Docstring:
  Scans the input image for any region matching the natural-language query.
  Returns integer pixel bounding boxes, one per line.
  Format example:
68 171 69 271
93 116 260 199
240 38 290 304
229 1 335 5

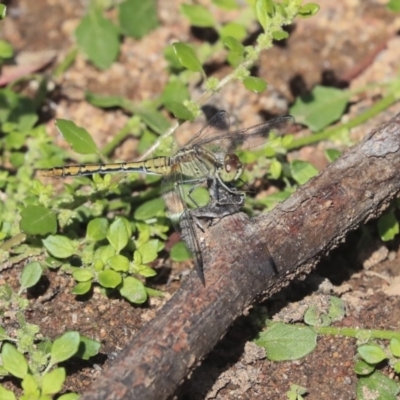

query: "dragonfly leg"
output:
174 177 207 209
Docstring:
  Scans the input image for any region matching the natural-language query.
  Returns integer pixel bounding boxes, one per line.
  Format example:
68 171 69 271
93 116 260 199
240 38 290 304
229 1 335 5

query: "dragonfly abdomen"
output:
38 157 173 177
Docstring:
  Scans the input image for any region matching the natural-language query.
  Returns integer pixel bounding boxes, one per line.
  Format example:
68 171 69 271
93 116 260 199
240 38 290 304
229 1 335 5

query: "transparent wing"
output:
184 110 231 151
180 211 205 284
161 161 207 284
196 115 295 154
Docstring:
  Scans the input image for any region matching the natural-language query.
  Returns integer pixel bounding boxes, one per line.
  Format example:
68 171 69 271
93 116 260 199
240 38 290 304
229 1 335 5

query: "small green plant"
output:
1 0 400 397
0 263 100 399
9 0 318 307
286 384 308 400
74 0 159 70
254 296 400 399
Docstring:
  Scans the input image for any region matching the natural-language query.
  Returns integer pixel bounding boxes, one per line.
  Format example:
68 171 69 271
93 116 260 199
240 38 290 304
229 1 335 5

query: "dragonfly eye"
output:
221 153 243 182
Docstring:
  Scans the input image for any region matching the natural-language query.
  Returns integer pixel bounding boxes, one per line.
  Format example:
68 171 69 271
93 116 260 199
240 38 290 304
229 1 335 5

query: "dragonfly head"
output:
220 153 243 182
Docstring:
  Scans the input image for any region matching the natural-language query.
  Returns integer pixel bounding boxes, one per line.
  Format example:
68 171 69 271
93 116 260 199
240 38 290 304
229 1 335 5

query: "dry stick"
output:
81 113 400 400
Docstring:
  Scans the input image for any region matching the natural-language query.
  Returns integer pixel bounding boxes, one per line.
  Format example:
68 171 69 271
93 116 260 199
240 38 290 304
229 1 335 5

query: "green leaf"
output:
11 97 38 132
0 327 9 341
75 336 101 360
21 374 39 396
72 268 94 282
324 148 341 162
0 40 13 59
286 385 305 400
108 254 130 272
377 209 399 242
254 322 317 361
212 0 238 10
243 77 267 93
298 3 320 17
94 259 104 271
86 218 109 241
272 30 289 40
19 262 43 291
304 307 327 327
137 129 157 154
290 86 350 131
164 44 185 70
0 5 6 20
145 287 164 297
269 159 282 179
170 241 191 262
134 198 165 220
0 92 37 131
135 107 171 135
356 371 400 399
354 360 375 376
6 130 26 150
160 80 190 105
394 361 400 374
50 331 80 365
255 0 274 32
71 281 92 295
85 92 125 108
134 250 142 266
98 270 122 288
94 244 116 264
75 9 120 70
58 393 80 400
227 51 244 67
223 36 245 55
107 218 129 253
327 296 346 322
390 338 400 357
287 384 308 400
42 235 75 259
219 23 246 41
55 119 98 155
388 0 400 12
2 343 28 379
137 239 159 264
358 344 387 364
180 4 215 27
134 264 157 278
0 385 16 400
290 160 318 185
9 152 24 168
42 367 66 395
20 205 57 236
304 296 346 327
119 0 159 39
172 42 204 73
119 276 148 304
165 102 195 121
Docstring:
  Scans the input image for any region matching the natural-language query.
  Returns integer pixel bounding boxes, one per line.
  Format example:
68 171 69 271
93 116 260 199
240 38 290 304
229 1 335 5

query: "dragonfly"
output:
38 110 295 284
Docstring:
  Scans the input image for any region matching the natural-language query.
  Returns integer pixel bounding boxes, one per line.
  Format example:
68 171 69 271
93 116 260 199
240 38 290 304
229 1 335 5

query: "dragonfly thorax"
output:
219 153 243 183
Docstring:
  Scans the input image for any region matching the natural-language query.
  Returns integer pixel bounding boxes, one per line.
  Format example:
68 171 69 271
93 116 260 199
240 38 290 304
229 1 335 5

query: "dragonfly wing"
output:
197 115 295 153
180 211 205 284
184 110 234 155
231 115 295 151
161 162 206 284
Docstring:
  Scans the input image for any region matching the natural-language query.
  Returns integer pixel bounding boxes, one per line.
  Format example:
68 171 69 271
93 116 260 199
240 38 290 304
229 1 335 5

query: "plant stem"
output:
0 233 26 251
315 325 400 341
287 91 400 150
